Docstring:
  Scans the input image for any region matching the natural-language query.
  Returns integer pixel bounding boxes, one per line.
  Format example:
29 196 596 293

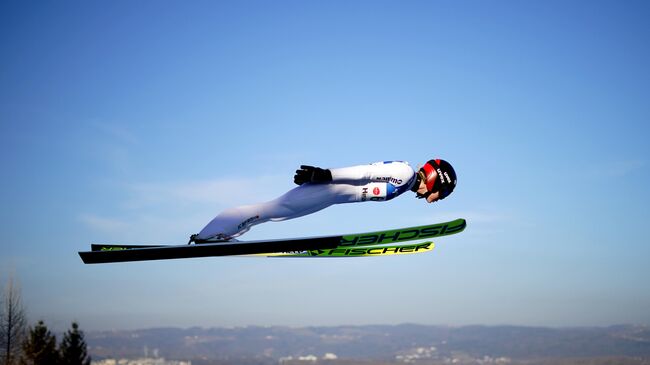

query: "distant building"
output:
297 355 318 362
91 358 190 365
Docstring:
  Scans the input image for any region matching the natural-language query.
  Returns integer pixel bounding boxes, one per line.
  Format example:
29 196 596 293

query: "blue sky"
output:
1 1 649 331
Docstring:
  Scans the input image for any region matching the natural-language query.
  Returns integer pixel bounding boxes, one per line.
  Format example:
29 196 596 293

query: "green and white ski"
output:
262 241 434 257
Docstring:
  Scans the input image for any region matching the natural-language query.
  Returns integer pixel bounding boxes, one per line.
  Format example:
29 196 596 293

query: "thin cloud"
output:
603 160 645 177
78 212 204 243
85 121 139 174
123 175 287 209
584 160 645 178
80 175 289 240
79 214 130 234
91 121 139 145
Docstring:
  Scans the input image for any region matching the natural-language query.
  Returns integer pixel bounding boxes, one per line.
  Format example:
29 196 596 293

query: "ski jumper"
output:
197 161 417 240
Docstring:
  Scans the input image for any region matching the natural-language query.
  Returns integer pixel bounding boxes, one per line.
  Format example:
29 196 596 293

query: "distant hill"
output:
87 324 650 364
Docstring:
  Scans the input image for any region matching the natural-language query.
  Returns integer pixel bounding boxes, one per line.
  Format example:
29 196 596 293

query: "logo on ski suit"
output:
238 215 260 230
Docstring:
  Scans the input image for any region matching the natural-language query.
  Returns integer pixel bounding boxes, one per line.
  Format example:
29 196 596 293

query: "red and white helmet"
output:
418 159 457 200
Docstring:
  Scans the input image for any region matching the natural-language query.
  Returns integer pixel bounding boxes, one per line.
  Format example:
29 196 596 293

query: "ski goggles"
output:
415 170 453 200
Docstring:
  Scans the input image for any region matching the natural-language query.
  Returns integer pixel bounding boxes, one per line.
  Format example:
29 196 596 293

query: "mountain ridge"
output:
87 323 650 362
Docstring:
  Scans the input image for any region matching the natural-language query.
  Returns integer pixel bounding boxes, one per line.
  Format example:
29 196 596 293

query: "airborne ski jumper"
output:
79 158 462 263
192 159 457 242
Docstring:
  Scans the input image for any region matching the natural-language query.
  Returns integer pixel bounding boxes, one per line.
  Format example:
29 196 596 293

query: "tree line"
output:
1 277 90 365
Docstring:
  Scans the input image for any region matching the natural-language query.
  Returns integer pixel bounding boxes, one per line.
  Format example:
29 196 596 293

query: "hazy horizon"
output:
83 322 649 333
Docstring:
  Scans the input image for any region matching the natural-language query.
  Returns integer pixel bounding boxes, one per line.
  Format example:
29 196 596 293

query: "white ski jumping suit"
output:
197 161 417 240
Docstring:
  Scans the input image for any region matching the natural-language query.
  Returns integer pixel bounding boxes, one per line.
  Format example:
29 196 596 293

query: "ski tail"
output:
91 244 164 251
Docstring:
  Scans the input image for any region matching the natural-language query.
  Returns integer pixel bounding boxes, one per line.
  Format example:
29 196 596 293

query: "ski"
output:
90 218 466 252
262 241 434 257
79 218 465 264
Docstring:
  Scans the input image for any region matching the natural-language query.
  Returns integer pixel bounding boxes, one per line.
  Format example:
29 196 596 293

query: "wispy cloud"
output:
603 160 645 177
123 175 287 209
79 213 130 234
78 212 204 243
80 175 289 240
584 160 645 178
85 120 139 174
91 121 139 145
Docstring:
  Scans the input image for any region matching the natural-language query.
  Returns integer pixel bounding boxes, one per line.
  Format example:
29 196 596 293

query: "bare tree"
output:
0 277 27 365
